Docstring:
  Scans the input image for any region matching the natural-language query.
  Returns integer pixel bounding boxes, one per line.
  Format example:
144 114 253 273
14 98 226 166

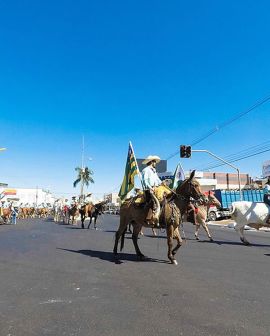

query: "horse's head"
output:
206 191 221 208
176 170 205 202
95 201 106 214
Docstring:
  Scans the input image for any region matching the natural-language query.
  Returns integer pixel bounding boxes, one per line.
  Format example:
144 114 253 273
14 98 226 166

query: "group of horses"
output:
0 205 50 224
114 171 270 264
114 171 214 265
54 201 107 229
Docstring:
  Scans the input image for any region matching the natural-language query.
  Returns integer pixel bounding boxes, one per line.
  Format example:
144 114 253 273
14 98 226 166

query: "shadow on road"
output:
199 240 270 247
64 227 83 229
57 248 168 264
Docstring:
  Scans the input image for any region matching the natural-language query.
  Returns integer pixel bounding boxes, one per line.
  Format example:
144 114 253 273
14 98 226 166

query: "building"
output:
262 160 270 178
0 187 56 206
186 171 251 191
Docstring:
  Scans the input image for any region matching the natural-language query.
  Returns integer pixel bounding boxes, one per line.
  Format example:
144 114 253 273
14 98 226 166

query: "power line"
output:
166 93 270 160
200 147 270 171
194 140 270 170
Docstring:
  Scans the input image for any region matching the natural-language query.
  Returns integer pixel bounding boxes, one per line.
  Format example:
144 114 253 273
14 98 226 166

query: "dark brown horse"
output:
87 201 107 229
68 204 80 225
79 203 94 229
113 170 205 265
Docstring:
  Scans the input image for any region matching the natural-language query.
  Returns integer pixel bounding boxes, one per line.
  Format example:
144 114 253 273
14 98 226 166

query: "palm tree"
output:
73 166 94 198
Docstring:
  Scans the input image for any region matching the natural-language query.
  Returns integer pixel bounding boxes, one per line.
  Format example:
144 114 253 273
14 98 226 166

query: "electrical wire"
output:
200 147 270 171
194 140 270 170
166 93 270 160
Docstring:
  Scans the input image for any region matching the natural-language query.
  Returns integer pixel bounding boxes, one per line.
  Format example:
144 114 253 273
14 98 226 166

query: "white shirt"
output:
84 196 92 204
142 166 162 189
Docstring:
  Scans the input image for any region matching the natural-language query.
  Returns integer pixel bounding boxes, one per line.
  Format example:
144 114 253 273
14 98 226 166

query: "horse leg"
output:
81 214 85 229
235 224 250 245
166 225 176 264
152 228 157 236
113 217 128 257
132 224 145 260
171 227 183 264
195 224 200 240
201 221 213 241
94 216 97 230
87 216 92 229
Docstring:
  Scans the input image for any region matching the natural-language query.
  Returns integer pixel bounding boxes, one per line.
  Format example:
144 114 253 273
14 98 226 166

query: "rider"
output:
84 193 93 204
141 155 163 225
263 177 270 224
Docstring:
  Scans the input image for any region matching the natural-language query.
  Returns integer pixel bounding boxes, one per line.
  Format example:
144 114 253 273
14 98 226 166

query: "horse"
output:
79 203 94 229
87 201 106 229
231 201 270 245
0 206 12 224
113 170 205 265
68 204 80 225
192 191 221 241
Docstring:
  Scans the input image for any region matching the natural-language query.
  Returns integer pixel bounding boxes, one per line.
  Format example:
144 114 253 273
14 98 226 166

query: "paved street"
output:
0 215 270 336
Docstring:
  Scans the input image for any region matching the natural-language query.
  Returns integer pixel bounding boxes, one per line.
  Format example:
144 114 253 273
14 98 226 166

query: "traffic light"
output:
180 145 192 158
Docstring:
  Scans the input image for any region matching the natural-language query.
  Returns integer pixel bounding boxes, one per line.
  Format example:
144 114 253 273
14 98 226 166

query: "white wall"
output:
0 188 56 206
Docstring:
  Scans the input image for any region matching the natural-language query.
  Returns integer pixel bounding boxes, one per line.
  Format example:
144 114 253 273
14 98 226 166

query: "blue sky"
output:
0 0 270 199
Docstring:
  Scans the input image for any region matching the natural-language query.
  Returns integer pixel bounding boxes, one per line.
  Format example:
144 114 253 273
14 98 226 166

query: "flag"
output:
170 163 185 189
118 142 139 200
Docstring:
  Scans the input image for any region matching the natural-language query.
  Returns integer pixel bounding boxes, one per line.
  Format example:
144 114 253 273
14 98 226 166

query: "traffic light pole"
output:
192 149 243 201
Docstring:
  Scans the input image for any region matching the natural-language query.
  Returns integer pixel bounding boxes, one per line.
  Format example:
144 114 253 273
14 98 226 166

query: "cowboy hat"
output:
142 155 161 165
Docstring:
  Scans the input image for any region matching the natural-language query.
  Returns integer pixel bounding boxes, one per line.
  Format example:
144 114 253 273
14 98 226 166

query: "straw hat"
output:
142 155 161 165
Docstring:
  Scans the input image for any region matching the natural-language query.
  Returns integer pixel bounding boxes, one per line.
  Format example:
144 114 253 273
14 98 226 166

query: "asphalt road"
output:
0 215 270 336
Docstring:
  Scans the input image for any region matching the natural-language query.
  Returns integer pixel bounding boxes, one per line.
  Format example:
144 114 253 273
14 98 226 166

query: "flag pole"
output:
129 141 145 191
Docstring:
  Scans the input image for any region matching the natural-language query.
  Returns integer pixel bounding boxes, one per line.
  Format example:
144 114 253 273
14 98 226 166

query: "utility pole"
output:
36 186 38 208
80 135 85 201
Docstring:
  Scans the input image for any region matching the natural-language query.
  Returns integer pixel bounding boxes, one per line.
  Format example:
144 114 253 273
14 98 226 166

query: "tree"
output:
73 166 94 198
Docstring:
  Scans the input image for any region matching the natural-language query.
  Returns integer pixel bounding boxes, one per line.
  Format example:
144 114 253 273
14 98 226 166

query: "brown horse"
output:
113 170 205 265
68 204 80 225
79 203 94 229
0 206 12 224
193 191 221 241
87 201 107 229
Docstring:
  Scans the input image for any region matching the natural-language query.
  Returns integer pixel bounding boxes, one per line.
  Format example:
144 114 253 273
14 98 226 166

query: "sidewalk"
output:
207 219 270 232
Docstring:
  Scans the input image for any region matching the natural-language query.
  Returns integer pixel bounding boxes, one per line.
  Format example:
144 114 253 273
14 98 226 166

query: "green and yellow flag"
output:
118 142 139 201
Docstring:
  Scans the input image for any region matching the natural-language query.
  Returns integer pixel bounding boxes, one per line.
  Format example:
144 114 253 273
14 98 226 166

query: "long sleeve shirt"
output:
141 166 162 189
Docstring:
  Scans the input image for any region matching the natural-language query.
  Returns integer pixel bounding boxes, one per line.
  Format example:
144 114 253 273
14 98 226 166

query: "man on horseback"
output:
84 193 93 204
141 155 162 191
141 155 172 226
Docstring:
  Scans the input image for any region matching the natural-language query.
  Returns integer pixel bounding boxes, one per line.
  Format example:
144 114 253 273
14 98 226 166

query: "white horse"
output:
231 201 270 245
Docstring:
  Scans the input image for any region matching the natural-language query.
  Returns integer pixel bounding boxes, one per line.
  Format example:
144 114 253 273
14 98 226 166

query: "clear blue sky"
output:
0 0 270 199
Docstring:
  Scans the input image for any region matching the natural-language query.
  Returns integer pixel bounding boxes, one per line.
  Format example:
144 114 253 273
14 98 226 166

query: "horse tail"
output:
120 228 127 251
230 203 236 218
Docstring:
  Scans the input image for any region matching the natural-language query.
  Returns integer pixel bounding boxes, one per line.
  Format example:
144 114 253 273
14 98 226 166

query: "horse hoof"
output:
209 237 214 242
195 236 199 241
171 260 178 266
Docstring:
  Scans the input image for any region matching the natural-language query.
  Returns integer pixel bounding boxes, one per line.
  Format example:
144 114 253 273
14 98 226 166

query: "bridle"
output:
175 180 204 202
